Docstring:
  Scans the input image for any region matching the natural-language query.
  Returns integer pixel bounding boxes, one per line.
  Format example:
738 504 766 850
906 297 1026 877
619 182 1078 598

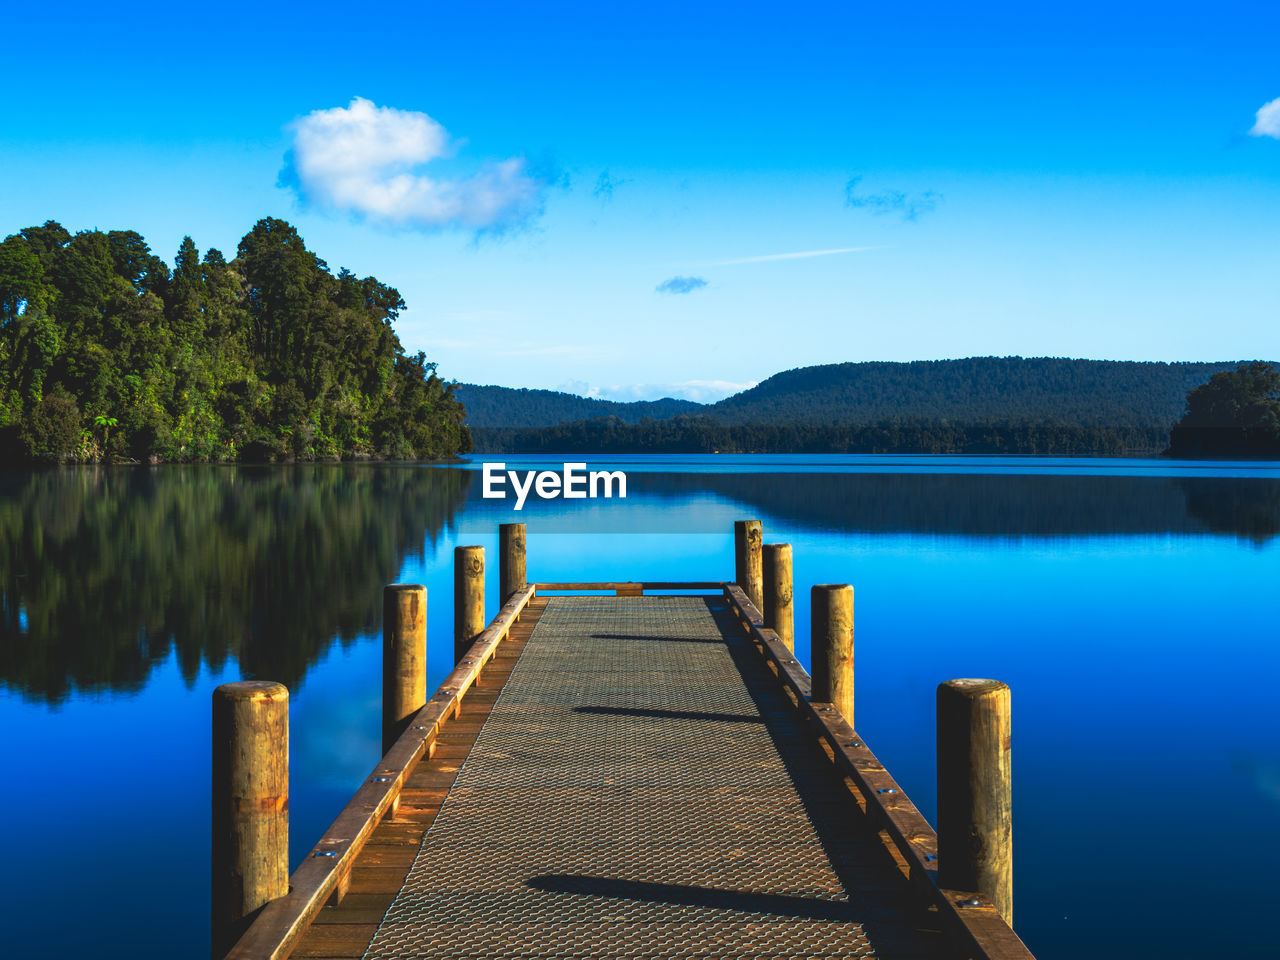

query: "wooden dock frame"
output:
722 584 1031 959
221 538 1033 960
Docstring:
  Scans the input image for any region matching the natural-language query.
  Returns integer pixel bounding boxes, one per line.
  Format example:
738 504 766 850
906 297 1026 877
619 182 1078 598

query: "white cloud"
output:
709 246 875 266
283 97 548 231
1249 97 1280 139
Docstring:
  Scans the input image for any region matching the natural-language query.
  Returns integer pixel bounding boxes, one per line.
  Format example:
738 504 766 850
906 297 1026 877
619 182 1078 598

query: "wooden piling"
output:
383 584 427 756
762 543 794 651
499 523 527 604
937 678 1013 923
454 545 485 664
733 519 764 615
810 584 854 724
212 681 289 959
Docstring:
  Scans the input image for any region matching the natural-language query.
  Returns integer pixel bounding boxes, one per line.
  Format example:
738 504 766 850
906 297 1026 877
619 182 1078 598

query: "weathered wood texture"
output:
212 681 289 959
761 542 794 650
453 545 485 664
532 581 725 592
382 585 426 756
285 599 546 960
224 586 535 960
938 678 1013 923
811 583 855 725
733 519 764 614
723 585 1034 960
499 523 527 603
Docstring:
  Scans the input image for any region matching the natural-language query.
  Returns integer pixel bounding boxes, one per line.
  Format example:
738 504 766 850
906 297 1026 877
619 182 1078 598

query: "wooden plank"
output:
224 585 536 960
723 585 1036 960
532 581 725 592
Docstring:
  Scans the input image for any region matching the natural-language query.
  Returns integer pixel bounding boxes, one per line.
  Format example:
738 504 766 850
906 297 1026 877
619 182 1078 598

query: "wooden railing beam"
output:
722 584 1034 960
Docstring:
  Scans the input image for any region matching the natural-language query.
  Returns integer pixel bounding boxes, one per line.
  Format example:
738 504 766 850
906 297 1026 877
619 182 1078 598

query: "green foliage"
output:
1169 362 1280 457
19 395 82 462
0 218 470 462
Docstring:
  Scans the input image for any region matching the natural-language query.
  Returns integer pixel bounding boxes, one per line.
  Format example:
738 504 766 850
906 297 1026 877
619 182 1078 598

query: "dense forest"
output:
455 383 700 428
1168 362 1280 457
462 358 1254 433
469 358 1280 456
707 357 1247 426
0 219 470 463
472 415 1168 455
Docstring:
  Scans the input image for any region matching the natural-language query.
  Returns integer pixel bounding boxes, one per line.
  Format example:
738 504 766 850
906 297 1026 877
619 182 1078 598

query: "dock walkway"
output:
220 524 1034 960
357 595 944 959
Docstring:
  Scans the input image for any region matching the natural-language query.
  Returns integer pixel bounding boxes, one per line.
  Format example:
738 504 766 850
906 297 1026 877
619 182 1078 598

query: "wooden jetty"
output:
213 521 1033 960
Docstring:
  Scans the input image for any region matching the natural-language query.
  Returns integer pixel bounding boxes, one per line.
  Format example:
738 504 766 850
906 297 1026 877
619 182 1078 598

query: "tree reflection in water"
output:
0 464 470 704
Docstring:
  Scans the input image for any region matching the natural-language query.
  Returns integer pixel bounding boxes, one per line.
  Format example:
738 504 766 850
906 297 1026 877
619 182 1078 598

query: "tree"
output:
1169 362 1280 457
20 395 82 461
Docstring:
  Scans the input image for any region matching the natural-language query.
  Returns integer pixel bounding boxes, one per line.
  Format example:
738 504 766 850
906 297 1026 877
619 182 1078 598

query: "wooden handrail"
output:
223 584 536 960
723 584 1035 960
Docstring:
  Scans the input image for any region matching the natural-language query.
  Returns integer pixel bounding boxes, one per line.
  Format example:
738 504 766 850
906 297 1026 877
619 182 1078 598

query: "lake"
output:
2 455 1278 958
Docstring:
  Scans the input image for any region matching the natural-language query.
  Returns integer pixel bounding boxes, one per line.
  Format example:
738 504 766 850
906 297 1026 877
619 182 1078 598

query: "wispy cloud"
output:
656 275 709 295
709 246 875 266
845 175 941 222
280 97 550 232
1249 97 1280 139
593 169 631 202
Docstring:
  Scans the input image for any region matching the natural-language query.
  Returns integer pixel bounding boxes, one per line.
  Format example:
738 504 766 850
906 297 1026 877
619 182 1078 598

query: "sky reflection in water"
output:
1 457 1277 958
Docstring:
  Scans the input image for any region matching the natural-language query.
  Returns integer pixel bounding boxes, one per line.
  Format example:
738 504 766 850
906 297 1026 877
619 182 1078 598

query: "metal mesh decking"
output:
364 596 946 959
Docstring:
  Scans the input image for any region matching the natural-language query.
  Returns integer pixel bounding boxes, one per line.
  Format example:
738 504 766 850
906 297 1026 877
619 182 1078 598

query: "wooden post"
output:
212 681 289 958
454 545 485 664
383 584 426 756
762 543 794 651
733 519 764 615
810 584 854 724
937 678 1013 923
499 522 527 604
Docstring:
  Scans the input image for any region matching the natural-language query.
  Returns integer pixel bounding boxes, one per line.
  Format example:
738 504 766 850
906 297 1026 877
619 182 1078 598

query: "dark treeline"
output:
473 415 1168 455
455 383 700 428
0 218 470 463
0 464 470 704
1168 362 1280 457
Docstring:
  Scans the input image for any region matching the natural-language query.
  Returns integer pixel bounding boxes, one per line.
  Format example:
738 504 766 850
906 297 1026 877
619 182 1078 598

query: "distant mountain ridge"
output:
462 358 1257 431
455 384 702 428
708 357 1250 427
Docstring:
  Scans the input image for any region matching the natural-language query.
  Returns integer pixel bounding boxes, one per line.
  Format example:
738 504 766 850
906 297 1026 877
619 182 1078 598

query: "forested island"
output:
0 219 470 463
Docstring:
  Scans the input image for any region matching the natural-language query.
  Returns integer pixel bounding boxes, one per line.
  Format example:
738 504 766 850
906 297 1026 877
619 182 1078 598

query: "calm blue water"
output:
2 456 1278 958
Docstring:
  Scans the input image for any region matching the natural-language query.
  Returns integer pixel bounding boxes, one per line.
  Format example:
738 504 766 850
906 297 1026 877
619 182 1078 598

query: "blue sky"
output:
4 1 1278 401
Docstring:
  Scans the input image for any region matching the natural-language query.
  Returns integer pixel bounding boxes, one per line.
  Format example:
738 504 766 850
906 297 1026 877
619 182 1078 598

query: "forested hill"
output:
0 218 470 463
455 384 701 428
707 358 1246 427
470 357 1278 455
